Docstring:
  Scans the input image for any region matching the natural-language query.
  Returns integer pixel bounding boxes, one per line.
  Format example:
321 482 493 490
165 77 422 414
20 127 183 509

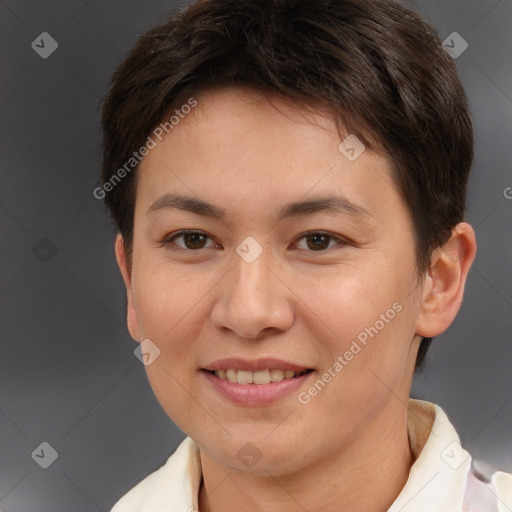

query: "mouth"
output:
201 367 316 406
203 368 314 385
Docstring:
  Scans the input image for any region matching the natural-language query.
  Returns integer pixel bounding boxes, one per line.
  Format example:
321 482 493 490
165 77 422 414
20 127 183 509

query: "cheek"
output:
304 260 416 393
308 266 403 344
130 262 212 404
133 258 213 339
131 268 209 433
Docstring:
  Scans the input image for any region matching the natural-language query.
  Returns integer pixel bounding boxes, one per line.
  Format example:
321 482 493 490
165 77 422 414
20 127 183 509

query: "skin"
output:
115 86 477 512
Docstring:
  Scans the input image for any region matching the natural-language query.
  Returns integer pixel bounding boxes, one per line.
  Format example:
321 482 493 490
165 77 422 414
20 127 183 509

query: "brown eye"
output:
182 232 208 249
164 231 217 250
305 234 331 250
295 232 347 252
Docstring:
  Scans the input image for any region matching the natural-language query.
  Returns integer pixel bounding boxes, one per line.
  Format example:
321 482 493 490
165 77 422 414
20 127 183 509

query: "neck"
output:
198 399 416 512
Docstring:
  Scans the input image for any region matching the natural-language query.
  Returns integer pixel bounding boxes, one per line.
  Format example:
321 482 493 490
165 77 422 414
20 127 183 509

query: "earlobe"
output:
114 235 140 341
415 222 477 338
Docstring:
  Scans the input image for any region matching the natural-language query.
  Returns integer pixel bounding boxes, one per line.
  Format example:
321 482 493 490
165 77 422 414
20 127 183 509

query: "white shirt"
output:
111 399 512 511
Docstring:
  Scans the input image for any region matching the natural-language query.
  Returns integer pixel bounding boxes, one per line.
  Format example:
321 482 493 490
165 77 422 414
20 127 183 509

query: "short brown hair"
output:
100 0 474 373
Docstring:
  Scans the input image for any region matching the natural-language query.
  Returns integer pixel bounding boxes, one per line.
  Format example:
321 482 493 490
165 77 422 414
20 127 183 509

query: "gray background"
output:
0 0 511 510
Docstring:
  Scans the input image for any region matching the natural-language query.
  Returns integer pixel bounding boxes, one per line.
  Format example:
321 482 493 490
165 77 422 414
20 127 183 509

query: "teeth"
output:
254 369 270 384
270 369 284 382
226 369 237 383
237 370 253 384
213 368 309 384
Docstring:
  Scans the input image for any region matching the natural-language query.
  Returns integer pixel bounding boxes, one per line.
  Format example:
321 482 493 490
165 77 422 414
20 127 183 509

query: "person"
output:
98 0 512 510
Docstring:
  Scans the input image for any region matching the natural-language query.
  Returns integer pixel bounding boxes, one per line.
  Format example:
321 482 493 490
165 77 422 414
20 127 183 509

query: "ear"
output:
115 234 141 342
415 222 477 338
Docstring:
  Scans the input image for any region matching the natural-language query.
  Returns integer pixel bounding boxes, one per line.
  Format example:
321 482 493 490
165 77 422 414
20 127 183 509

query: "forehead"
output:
135 87 408 228
168 87 348 155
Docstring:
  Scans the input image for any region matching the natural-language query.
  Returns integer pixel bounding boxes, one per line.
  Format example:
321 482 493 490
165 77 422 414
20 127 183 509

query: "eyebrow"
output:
146 193 373 221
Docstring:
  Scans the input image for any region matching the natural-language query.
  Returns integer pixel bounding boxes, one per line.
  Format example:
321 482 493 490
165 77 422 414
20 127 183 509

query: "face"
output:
120 87 426 475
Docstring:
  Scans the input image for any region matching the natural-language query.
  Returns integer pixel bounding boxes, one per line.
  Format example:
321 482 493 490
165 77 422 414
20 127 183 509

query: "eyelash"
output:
161 230 350 253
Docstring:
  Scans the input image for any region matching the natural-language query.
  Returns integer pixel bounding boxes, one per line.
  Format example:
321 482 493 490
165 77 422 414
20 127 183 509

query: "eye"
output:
163 230 219 250
162 230 349 252
293 231 348 252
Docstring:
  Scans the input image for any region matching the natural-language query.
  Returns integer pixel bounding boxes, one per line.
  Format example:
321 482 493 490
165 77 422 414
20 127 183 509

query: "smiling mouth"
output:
204 368 314 385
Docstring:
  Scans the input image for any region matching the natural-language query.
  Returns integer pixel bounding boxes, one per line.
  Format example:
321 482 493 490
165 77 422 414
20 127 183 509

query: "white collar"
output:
111 399 512 511
389 398 470 511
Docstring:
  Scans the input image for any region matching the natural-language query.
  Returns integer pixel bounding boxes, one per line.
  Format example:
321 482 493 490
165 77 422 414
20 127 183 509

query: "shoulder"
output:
110 436 201 512
408 400 512 512
463 462 512 512
491 470 512 510
110 461 166 512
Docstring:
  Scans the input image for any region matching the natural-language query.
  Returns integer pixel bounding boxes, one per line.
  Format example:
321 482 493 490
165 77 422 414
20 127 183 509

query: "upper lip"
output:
202 357 312 372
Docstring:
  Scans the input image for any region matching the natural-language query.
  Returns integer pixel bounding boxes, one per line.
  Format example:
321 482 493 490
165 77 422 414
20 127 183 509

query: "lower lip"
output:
201 369 315 406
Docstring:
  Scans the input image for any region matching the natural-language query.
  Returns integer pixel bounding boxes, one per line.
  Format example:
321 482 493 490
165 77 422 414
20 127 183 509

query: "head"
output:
99 0 476 475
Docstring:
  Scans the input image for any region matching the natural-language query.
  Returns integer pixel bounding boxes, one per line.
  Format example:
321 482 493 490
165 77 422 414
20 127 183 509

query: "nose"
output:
210 246 295 340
